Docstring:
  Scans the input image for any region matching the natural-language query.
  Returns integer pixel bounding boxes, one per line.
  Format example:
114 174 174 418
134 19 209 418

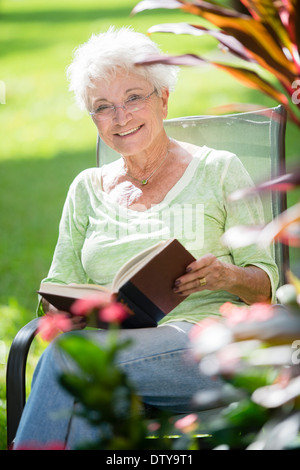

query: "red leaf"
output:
229 170 300 200
135 52 206 67
148 22 256 62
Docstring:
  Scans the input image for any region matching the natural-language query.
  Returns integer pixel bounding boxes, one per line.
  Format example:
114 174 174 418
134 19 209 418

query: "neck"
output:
122 137 170 181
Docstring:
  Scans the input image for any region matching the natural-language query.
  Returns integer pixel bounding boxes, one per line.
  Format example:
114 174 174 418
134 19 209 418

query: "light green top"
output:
42 146 279 324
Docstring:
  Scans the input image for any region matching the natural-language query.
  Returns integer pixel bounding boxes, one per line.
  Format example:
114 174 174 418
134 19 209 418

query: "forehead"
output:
89 70 151 104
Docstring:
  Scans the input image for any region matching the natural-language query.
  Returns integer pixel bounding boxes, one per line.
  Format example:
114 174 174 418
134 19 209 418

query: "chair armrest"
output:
6 317 40 448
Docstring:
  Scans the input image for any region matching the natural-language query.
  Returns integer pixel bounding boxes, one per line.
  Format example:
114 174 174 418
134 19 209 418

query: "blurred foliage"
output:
57 332 149 450
55 331 184 450
189 299 300 449
133 0 300 127
188 170 300 449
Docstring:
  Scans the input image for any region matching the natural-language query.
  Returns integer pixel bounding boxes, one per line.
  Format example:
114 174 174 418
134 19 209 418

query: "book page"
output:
39 282 110 299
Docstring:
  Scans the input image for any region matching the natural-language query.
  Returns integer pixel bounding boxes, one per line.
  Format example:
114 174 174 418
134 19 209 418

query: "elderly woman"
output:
14 27 278 448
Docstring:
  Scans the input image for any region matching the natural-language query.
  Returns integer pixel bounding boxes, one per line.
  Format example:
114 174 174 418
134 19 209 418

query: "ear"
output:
160 87 170 119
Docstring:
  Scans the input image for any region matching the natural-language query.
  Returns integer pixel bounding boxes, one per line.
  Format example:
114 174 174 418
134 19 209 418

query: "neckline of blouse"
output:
93 147 205 216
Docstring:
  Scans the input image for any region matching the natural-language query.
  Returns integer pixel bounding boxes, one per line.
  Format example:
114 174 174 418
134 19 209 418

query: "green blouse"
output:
42 146 279 324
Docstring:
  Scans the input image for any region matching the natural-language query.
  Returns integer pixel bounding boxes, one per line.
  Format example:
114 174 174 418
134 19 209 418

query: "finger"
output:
186 253 215 273
174 267 210 288
71 315 88 329
173 276 208 295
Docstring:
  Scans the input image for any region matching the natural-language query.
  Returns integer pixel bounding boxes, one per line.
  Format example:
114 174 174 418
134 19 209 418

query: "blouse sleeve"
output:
41 173 90 286
221 154 279 302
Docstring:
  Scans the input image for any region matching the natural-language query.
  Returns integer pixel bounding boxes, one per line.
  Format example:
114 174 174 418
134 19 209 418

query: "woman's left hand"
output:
173 253 272 304
173 254 228 296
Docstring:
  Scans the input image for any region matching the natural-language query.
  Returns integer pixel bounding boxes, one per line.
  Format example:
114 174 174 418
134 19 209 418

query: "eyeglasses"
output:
89 89 157 121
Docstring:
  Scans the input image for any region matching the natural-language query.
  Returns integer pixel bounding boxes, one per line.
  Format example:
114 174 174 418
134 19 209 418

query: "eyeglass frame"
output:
89 89 157 121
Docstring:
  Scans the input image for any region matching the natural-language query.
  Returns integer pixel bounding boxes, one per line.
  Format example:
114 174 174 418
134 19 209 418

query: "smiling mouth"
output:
116 125 142 137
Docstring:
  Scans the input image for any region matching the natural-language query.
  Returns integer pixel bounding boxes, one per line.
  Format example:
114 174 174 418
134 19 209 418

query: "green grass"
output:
1 0 299 450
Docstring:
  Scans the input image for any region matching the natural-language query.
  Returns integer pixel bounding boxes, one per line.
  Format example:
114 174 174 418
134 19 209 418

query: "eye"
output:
126 94 142 103
95 104 113 113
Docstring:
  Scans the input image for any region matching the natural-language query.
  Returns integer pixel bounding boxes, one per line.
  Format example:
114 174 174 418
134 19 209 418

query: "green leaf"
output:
57 334 112 379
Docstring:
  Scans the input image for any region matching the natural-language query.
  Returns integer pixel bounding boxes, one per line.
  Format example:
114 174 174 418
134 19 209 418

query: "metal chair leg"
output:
6 317 39 448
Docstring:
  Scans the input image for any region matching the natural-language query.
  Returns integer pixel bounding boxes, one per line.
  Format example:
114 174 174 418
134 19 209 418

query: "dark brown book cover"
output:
126 238 195 315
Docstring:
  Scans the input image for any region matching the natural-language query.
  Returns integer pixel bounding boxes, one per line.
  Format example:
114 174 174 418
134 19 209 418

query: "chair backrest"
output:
96 105 288 286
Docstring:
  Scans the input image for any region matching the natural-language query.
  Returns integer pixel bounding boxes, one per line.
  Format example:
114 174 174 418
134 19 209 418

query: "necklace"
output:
124 146 170 185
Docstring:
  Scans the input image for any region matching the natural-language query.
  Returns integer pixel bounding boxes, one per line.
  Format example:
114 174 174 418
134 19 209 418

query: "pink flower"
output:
174 413 198 433
219 302 274 326
99 302 129 324
70 293 112 316
246 302 274 322
189 317 219 341
216 343 241 376
14 440 66 450
219 301 237 316
220 302 249 326
147 421 161 432
37 312 73 342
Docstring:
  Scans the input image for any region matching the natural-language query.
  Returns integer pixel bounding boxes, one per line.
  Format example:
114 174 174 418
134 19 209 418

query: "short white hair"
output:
66 27 179 111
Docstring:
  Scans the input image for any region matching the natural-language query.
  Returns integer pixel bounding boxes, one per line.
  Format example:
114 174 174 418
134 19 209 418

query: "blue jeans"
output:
14 322 221 449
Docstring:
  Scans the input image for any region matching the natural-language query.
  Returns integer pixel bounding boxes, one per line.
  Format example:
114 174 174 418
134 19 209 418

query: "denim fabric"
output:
14 322 222 449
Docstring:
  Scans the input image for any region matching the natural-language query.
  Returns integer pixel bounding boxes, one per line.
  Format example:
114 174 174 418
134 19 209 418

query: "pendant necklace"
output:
124 146 170 185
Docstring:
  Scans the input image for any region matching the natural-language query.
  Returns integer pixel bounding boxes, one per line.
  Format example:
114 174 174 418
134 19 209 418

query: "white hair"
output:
66 27 179 111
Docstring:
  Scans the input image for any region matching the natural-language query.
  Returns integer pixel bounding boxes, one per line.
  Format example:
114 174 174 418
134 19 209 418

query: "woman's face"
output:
88 70 169 157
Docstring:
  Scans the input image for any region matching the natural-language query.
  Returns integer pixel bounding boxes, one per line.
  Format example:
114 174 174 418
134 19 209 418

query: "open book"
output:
38 238 195 329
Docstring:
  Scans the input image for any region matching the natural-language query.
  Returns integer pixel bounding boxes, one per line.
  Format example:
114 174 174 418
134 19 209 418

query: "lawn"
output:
1 0 299 449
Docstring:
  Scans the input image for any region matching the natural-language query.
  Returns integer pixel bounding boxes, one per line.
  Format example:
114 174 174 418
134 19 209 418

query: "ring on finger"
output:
198 277 207 287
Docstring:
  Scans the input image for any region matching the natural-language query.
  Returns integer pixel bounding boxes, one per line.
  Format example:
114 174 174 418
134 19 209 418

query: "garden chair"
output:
6 104 288 448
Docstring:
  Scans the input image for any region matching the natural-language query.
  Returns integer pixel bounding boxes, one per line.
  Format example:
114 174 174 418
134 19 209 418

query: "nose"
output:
113 105 132 125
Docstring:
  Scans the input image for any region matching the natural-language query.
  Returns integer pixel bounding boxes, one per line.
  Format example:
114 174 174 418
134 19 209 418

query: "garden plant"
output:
133 0 300 127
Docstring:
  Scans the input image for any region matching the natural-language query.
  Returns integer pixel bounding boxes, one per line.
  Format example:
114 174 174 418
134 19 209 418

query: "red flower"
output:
99 302 129 324
14 440 66 450
37 312 73 342
147 421 161 432
70 293 112 316
174 413 198 433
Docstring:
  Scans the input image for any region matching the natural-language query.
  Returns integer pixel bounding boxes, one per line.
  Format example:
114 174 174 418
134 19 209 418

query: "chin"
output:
112 134 148 156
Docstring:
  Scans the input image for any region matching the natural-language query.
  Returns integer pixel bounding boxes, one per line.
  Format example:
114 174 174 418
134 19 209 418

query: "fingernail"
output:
174 279 181 286
186 266 192 273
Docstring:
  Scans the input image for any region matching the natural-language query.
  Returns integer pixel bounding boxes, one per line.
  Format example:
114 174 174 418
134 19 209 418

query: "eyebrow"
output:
93 87 145 105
